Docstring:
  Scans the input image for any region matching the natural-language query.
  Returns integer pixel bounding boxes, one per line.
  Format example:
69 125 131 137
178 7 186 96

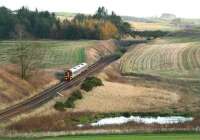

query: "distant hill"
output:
122 16 153 22
55 12 200 31
160 13 176 20
55 12 76 17
55 12 76 20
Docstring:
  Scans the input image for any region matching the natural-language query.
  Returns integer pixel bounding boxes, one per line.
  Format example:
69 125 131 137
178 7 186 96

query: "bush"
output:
54 102 65 111
54 90 83 110
64 90 83 109
81 77 103 92
67 95 76 102
64 100 75 108
72 90 83 99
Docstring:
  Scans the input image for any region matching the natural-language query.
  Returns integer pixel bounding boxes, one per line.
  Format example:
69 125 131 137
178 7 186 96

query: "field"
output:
75 81 179 112
1 133 200 140
6 35 200 132
2 32 200 135
0 40 98 68
120 37 200 80
72 58 200 114
130 21 178 31
116 32 200 115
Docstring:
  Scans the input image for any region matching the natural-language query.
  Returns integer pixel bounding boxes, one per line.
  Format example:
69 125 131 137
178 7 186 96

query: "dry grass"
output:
74 81 179 112
86 39 118 64
98 59 200 113
2 82 82 128
0 65 58 110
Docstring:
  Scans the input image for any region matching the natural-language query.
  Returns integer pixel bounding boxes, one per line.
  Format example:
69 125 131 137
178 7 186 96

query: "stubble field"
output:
120 38 200 80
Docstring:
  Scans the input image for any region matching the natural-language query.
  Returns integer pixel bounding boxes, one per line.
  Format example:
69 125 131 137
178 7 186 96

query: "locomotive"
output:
64 63 88 81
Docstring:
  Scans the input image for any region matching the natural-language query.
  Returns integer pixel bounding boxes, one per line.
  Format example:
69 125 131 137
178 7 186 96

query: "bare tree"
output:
11 42 46 79
10 24 46 79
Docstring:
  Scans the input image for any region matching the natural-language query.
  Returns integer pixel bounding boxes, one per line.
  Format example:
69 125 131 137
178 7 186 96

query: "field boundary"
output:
1 128 200 138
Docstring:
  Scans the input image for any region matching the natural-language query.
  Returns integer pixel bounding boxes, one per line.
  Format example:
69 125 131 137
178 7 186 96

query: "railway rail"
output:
0 55 118 122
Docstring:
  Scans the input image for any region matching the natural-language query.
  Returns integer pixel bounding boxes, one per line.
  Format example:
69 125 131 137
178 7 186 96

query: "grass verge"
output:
1 132 200 140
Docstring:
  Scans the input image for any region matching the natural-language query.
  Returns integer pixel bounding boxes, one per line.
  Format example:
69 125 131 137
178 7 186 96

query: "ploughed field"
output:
120 37 200 79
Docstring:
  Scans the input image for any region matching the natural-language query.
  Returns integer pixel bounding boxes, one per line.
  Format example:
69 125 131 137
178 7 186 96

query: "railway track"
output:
0 55 118 122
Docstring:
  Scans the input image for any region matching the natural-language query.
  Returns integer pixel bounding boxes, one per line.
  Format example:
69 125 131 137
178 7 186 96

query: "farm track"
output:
0 55 118 122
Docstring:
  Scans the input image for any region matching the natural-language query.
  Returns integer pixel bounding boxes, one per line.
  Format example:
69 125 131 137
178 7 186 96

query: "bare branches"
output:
10 41 46 79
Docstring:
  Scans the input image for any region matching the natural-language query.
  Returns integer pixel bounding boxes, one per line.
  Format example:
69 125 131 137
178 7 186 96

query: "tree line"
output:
0 6 131 40
131 30 169 39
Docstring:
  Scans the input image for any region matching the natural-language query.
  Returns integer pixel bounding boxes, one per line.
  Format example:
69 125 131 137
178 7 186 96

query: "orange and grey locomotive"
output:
64 63 88 81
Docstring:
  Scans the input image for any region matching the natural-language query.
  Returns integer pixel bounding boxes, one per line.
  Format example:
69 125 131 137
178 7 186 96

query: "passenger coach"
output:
64 63 88 81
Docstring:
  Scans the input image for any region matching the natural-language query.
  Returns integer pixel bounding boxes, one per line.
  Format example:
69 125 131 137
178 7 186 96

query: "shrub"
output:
122 112 131 117
72 90 83 99
81 82 93 91
67 95 76 102
81 77 103 92
54 90 83 110
64 100 75 108
54 102 65 111
77 116 93 124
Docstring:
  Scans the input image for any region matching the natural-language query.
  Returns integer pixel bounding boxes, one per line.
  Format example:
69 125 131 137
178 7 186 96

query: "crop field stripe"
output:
191 46 200 68
120 40 200 79
195 46 200 67
182 46 193 70
186 47 194 69
177 46 186 71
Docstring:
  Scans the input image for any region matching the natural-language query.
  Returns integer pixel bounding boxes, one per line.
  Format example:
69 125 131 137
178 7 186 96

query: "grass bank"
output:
1 133 200 140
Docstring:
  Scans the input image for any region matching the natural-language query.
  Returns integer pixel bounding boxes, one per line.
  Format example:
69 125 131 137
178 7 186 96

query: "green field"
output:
0 40 97 68
1 133 200 140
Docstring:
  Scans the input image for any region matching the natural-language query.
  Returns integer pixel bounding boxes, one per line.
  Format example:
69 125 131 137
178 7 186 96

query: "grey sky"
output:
0 0 200 18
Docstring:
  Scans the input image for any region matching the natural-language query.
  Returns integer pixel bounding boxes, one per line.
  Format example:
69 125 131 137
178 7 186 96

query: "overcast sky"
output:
0 0 200 18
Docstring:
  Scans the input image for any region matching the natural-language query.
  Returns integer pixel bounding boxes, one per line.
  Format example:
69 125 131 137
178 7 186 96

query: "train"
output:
64 63 88 81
